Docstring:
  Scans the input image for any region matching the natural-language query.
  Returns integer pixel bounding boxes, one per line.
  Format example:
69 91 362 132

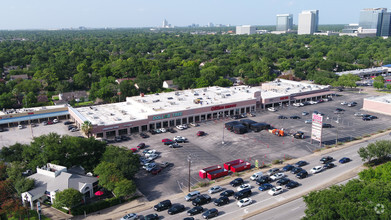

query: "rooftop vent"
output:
152 99 160 103
167 97 173 100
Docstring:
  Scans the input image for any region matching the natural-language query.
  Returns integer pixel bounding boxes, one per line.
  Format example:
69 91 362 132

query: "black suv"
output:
296 170 308 179
154 200 172 211
291 167 303 174
214 196 230 206
295 161 308 167
277 178 291 186
323 162 335 169
256 176 271 185
220 190 234 197
234 188 252 200
187 206 204 216
168 204 185 215
192 195 211 206
202 208 219 219
320 156 333 164
230 178 244 187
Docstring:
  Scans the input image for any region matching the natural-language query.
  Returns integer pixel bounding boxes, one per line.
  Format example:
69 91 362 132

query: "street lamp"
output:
222 124 225 145
187 155 192 192
335 113 343 146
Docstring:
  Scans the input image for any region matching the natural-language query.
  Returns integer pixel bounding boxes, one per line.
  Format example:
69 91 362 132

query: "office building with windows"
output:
276 14 293 31
381 12 391 36
359 8 388 36
298 10 319 35
236 25 256 35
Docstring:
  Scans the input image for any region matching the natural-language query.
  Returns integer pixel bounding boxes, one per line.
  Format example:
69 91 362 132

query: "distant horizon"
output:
0 0 390 30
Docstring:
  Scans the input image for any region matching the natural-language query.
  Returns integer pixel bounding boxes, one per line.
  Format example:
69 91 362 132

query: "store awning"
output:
0 111 69 124
292 91 334 101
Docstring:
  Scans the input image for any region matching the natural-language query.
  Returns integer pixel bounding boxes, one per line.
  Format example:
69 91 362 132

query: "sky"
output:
1 0 391 30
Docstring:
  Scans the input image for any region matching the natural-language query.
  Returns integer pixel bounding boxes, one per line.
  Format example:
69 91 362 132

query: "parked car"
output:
120 213 138 220
169 143 182 148
234 188 252 200
144 150 156 156
220 190 235 197
130 148 137 153
174 136 187 143
185 191 200 201
339 157 351 164
230 178 244 187
197 131 205 136
192 195 211 206
137 143 146 149
237 198 252 207
140 133 149 138
115 136 122 142
63 121 73 125
268 107 277 112
354 112 363 117
278 115 288 119
270 173 285 181
362 117 372 121
214 196 230 206
187 206 204 216
154 200 172 211
176 125 187 130
341 101 348 105
18 125 23 129
143 213 159 220
159 128 167 133
266 168 280 176
296 170 308 179
208 186 223 194
159 162 171 168
143 163 157 171
320 156 333 164
250 171 263 180
302 111 309 116
322 123 332 128
168 204 185 215
268 186 283 196
190 122 199 127
121 135 130 141
323 162 335 169
147 153 159 161
310 166 324 174
256 176 272 185
236 184 251 191
276 178 291 186
368 115 378 120
305 119 312 124
291 167 304 174
258 183 273 191
286 181 300 189
162 138 172 143
167 127 176 133
202 208 218 219
290 116 301 119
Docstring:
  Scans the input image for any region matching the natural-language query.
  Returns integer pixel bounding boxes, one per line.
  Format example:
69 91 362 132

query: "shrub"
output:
272 159 282 165
71 197 122 216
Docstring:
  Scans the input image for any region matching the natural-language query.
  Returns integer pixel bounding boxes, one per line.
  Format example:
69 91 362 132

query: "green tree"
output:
387 84 391 90
113 179 136 198
332 74 360 88
93 161 123 191
54 188 83 212
214 78 233 87
0 93 15 109
101 146 139 179
373 75 385 90
14 178 35 195
22 92 37 107
81 121 93 138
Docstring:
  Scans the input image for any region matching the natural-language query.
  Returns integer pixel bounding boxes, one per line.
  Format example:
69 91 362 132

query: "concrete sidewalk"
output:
41 204 72 220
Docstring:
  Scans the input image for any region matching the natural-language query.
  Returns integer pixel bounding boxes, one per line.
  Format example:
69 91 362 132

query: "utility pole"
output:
222 124 225 145
187 155 192 192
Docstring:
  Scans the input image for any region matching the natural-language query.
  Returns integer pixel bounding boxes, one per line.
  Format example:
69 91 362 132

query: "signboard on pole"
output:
255 160 259 168
311 113 323 144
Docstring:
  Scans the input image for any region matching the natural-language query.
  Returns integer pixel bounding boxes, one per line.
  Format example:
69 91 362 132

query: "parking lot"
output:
122 91 391 201
1 90 390 202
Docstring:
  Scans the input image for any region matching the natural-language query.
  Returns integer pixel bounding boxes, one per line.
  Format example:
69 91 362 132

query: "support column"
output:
103 132 107 139
115 130 119 137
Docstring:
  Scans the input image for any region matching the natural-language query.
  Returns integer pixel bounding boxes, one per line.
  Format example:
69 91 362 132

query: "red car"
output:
197 131 205 136
137 143 146 149
130 148 137 153
162 138 173 143
151 167 162 175
47 121 54 125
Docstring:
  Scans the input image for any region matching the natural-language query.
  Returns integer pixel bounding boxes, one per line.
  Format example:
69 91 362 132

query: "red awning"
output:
292 91 334 100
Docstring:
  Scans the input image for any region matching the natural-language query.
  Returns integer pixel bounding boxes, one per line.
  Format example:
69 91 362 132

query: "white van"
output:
250 171 263 181
185 191 200 201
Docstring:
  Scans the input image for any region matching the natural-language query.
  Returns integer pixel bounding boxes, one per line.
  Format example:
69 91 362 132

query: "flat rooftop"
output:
365 95 391 104
0 104 67 116
76 86 259 125
261 79 329 99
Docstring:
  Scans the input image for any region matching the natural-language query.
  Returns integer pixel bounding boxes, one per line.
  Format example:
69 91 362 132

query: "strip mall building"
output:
68 79 333 138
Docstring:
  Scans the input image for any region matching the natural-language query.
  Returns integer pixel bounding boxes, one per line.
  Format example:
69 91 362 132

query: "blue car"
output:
258 183 273 191
282 164 295 172
339 157 351 164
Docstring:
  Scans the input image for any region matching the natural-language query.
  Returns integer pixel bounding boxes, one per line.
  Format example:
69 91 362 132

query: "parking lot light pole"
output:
222 124 225 145
187 155 192 192
336 113 343 146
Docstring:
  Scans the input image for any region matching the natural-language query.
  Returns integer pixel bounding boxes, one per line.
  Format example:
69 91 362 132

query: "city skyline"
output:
0 0 391 30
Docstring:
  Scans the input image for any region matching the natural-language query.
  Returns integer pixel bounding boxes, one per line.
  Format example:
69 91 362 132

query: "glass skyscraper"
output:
359 8 387 36
276 14 293 31
381 12 391 36
298 10 319 35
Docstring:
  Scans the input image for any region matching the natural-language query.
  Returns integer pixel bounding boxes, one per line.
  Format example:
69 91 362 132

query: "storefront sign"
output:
279 96 289 100
211 104 237 111
152 112 183 121
311 113 323 142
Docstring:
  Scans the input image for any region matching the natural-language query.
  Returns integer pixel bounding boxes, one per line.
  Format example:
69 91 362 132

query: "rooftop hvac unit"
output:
110 113 115 116
93 116 99 119
152 99 160 103
87 112 93 115
221 94 225 98
203 88 207 92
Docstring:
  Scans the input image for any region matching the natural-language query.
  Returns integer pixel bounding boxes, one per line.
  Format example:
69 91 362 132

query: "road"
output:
131 133 391 220
247 178 357 220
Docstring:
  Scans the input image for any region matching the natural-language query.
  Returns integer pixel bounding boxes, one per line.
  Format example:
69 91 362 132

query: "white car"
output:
144 150 156 156
237 198 252 207
176 125 185 130
18 125 23 129
308 101 317 105
174 136 187 142
190 122 199 127
341 101 348 105
159 162 170 167
268 186 283 196
208 186 223 194
236 184 251 191
310 166 324 174
159 128 166 133
53 119 59 123
305 119 312 124
120 213 138 220
147 153 159 160
142 163 156 171
292 103 301 107
268 107 277 112
354 112 363 117
270 173 285 181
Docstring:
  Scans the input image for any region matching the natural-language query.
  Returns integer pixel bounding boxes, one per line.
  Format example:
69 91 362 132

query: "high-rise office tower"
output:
162 19 168 28
359 8 388 36
381 12 391 36
298 10 319 35
276 14 293 31
236 25 256 35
